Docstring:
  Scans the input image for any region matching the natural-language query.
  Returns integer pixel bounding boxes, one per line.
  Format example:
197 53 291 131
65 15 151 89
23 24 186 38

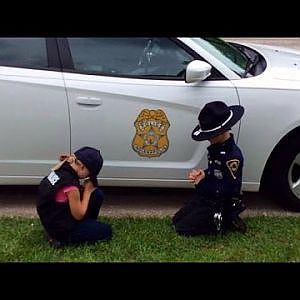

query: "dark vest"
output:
36 162 80 241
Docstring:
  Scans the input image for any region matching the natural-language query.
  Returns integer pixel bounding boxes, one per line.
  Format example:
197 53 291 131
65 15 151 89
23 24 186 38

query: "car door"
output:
60 38 240 187
0 38 70 183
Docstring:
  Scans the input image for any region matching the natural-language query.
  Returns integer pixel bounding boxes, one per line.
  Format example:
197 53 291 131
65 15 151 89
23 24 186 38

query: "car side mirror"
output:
185 60 212 83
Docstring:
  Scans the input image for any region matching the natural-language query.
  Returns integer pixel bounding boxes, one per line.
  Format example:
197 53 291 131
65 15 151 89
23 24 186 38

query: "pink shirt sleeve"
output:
55 185 79 203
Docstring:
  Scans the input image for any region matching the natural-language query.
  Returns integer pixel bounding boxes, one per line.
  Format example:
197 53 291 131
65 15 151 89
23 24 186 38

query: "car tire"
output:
266 137 300 211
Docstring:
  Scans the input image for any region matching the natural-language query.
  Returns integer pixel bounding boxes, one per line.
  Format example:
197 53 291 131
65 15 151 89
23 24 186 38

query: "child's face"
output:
208 130 230 144
73 159 90 179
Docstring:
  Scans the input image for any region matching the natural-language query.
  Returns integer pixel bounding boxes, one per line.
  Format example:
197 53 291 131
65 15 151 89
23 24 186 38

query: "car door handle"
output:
76 96 103 106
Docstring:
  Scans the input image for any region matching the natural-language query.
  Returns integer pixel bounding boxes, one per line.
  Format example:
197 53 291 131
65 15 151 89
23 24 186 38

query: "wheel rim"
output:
288 152 300 199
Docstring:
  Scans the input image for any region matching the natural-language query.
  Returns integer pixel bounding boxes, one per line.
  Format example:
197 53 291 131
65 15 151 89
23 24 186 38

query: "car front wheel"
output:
266 136 300 211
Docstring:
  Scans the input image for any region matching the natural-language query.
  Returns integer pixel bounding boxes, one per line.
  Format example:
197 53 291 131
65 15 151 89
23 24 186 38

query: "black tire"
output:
265 136 300 211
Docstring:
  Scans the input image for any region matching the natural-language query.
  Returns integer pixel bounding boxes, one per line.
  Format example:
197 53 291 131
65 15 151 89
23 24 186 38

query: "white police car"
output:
0 37 300 210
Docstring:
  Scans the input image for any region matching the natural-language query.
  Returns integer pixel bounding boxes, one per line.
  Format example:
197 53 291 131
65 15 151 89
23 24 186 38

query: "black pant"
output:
172 196 218 236
67 188 112 245
173 194 246 236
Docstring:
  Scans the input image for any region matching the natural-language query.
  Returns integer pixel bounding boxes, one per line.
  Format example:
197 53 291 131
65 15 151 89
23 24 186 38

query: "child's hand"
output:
188 169 205 185
83 179 95 192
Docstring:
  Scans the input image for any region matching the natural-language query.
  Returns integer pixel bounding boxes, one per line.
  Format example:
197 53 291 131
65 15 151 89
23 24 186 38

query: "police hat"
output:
74 146 103 177
192 101 244 141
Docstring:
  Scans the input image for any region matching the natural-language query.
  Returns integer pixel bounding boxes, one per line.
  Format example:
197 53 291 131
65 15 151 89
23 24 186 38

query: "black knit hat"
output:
192 101 244 141
74 147 103 177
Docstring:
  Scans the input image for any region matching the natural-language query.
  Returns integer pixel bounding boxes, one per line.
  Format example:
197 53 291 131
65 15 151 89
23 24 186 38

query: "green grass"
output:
0 216 300 262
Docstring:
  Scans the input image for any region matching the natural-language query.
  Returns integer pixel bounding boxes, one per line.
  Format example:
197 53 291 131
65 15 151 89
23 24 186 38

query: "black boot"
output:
226 196 247 233
46 233 64 248
229 215 247 234
231 197 246 215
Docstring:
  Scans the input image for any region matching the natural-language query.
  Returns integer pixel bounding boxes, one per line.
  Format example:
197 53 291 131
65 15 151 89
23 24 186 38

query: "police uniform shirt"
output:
195 134 243 199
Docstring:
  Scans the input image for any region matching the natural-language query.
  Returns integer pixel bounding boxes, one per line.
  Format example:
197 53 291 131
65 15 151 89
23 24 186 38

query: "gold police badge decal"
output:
132 109 170 158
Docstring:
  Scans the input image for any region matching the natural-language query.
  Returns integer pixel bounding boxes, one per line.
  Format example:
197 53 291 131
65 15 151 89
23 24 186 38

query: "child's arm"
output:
67 180 96 220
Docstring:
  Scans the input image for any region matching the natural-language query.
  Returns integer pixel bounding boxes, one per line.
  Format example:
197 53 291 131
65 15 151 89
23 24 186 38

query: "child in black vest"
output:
37 146 112 247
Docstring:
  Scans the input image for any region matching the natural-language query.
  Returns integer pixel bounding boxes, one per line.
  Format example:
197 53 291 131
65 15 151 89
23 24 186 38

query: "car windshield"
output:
191 37 249 77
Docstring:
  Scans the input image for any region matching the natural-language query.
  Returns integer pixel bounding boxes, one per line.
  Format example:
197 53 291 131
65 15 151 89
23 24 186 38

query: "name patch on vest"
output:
47 171 60 186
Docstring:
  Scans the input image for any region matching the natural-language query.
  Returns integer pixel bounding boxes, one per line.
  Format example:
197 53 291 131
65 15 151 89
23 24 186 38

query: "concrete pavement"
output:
0 186 299 218
224 38 300 51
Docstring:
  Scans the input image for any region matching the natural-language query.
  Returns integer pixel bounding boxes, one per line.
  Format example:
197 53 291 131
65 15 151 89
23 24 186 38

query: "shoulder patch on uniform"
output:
226 159 240 179
47 171 60 186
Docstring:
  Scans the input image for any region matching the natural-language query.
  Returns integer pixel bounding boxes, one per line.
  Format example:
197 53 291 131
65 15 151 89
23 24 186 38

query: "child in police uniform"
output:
36 146 112 247
172 101 247 236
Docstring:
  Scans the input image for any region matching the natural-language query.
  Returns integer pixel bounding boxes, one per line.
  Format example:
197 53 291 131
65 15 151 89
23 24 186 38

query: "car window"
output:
67 38 195 79
191 38 249 77
0 38 48 69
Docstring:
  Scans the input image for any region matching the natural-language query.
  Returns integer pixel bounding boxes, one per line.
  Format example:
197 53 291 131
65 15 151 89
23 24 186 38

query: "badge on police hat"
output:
226 159 240 179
